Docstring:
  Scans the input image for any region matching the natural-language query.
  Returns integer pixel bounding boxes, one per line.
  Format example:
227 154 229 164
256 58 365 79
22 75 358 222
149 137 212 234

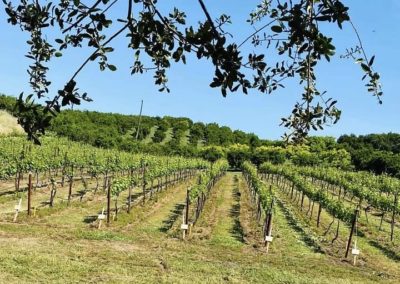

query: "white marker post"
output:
264 199 275 254
351 240 360 266
181 213 188 240
265 233 274 253
98 208 106 229
181 189 190 240
13 198 22 222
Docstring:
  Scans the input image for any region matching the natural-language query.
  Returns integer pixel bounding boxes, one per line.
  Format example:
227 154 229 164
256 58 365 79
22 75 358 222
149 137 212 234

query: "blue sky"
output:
1 0 399 140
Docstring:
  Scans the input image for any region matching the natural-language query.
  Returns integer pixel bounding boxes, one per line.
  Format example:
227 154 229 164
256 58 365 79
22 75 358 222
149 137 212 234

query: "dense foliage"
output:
0 94 262 152
189 159 229 201
3 94 400 174
260 162 355 223
0 135 208 182
338 134 400 177
242 161 275 214
278 163 400 215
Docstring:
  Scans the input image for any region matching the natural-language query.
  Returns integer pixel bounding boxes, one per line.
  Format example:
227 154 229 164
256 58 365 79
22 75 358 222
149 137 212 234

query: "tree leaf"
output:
271 25 283 33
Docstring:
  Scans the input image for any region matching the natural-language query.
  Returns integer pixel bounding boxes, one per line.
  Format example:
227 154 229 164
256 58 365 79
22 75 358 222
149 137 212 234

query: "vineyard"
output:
0 136 399 283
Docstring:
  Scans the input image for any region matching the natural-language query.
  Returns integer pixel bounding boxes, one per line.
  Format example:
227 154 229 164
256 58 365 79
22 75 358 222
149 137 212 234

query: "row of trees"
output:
51 110 264 148
338 134 400 177
0 94 262 149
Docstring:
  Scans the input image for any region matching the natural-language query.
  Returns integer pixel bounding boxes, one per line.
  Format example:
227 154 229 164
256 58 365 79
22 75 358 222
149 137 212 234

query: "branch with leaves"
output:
3 0 383 144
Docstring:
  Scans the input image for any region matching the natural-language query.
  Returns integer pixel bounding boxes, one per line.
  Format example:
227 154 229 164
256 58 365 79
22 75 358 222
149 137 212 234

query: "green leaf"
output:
369 55 375 66
108 64 117 71
361 63 371 72
271 25 283 33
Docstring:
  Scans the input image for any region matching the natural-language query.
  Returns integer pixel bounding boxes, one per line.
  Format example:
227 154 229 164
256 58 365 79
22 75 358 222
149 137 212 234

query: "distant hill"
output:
49 109 263 149
0 94 264 154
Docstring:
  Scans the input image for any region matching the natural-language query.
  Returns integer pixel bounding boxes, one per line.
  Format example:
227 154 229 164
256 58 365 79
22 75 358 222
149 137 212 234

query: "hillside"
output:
0 110 23 136
0 94 263 153
49 110 263 148
3 94 400 177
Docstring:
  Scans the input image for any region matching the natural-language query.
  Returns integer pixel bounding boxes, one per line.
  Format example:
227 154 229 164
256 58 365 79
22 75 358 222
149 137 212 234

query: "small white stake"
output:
181 212 186 240
351 240 360 266
13 198 22 222
265 235 274 242
265 235 273 253
98 208 105 229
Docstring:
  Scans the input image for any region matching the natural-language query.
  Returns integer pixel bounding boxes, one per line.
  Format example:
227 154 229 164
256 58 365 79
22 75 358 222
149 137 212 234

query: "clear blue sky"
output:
1 0 399 140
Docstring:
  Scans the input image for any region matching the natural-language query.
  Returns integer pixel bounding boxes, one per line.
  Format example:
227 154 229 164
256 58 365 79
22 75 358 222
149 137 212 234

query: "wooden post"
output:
264 199 275 253
16 171 21 192
142 164 146 205
256 196 261 222
263 214 269 242
345 209 359 258
127 185 132 213
107 178 111 224
195 196 200 221
68 176 73 205
182 189 190 239
265 218 274 253
317 203 322 227
310 201 315 218
391 194 398 242
28 172 32 216
185 189 190 226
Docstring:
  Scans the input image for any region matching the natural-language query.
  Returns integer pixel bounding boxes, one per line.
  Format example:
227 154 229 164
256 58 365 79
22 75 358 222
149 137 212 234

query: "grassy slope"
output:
0 173 398 283
179 129 190 146
0 110 23 136
160 128 173 145
142 126 158 144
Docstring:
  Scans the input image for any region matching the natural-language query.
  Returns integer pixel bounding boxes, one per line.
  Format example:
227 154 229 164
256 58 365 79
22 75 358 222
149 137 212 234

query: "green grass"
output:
0 110 23 136
160 128 173 145
0 173 398 283
179 129 191 146
142 125 158 144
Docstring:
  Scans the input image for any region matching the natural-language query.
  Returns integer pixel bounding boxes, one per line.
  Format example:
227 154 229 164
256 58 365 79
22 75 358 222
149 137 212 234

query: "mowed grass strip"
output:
0 172 399 283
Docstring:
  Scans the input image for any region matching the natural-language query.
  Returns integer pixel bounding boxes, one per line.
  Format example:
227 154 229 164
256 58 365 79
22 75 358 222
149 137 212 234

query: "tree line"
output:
2 94 399 176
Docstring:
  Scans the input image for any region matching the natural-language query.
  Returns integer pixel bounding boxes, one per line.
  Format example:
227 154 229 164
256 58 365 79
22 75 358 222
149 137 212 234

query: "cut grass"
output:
0 172 398 283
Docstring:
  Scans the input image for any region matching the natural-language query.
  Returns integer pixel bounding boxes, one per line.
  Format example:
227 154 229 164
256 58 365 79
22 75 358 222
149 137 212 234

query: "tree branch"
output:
197 0 219 38
238 19 277 48
62 0 103 34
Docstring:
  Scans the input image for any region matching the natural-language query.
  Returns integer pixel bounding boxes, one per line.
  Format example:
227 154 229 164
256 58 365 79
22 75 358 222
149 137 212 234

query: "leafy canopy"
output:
3 0 382 143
